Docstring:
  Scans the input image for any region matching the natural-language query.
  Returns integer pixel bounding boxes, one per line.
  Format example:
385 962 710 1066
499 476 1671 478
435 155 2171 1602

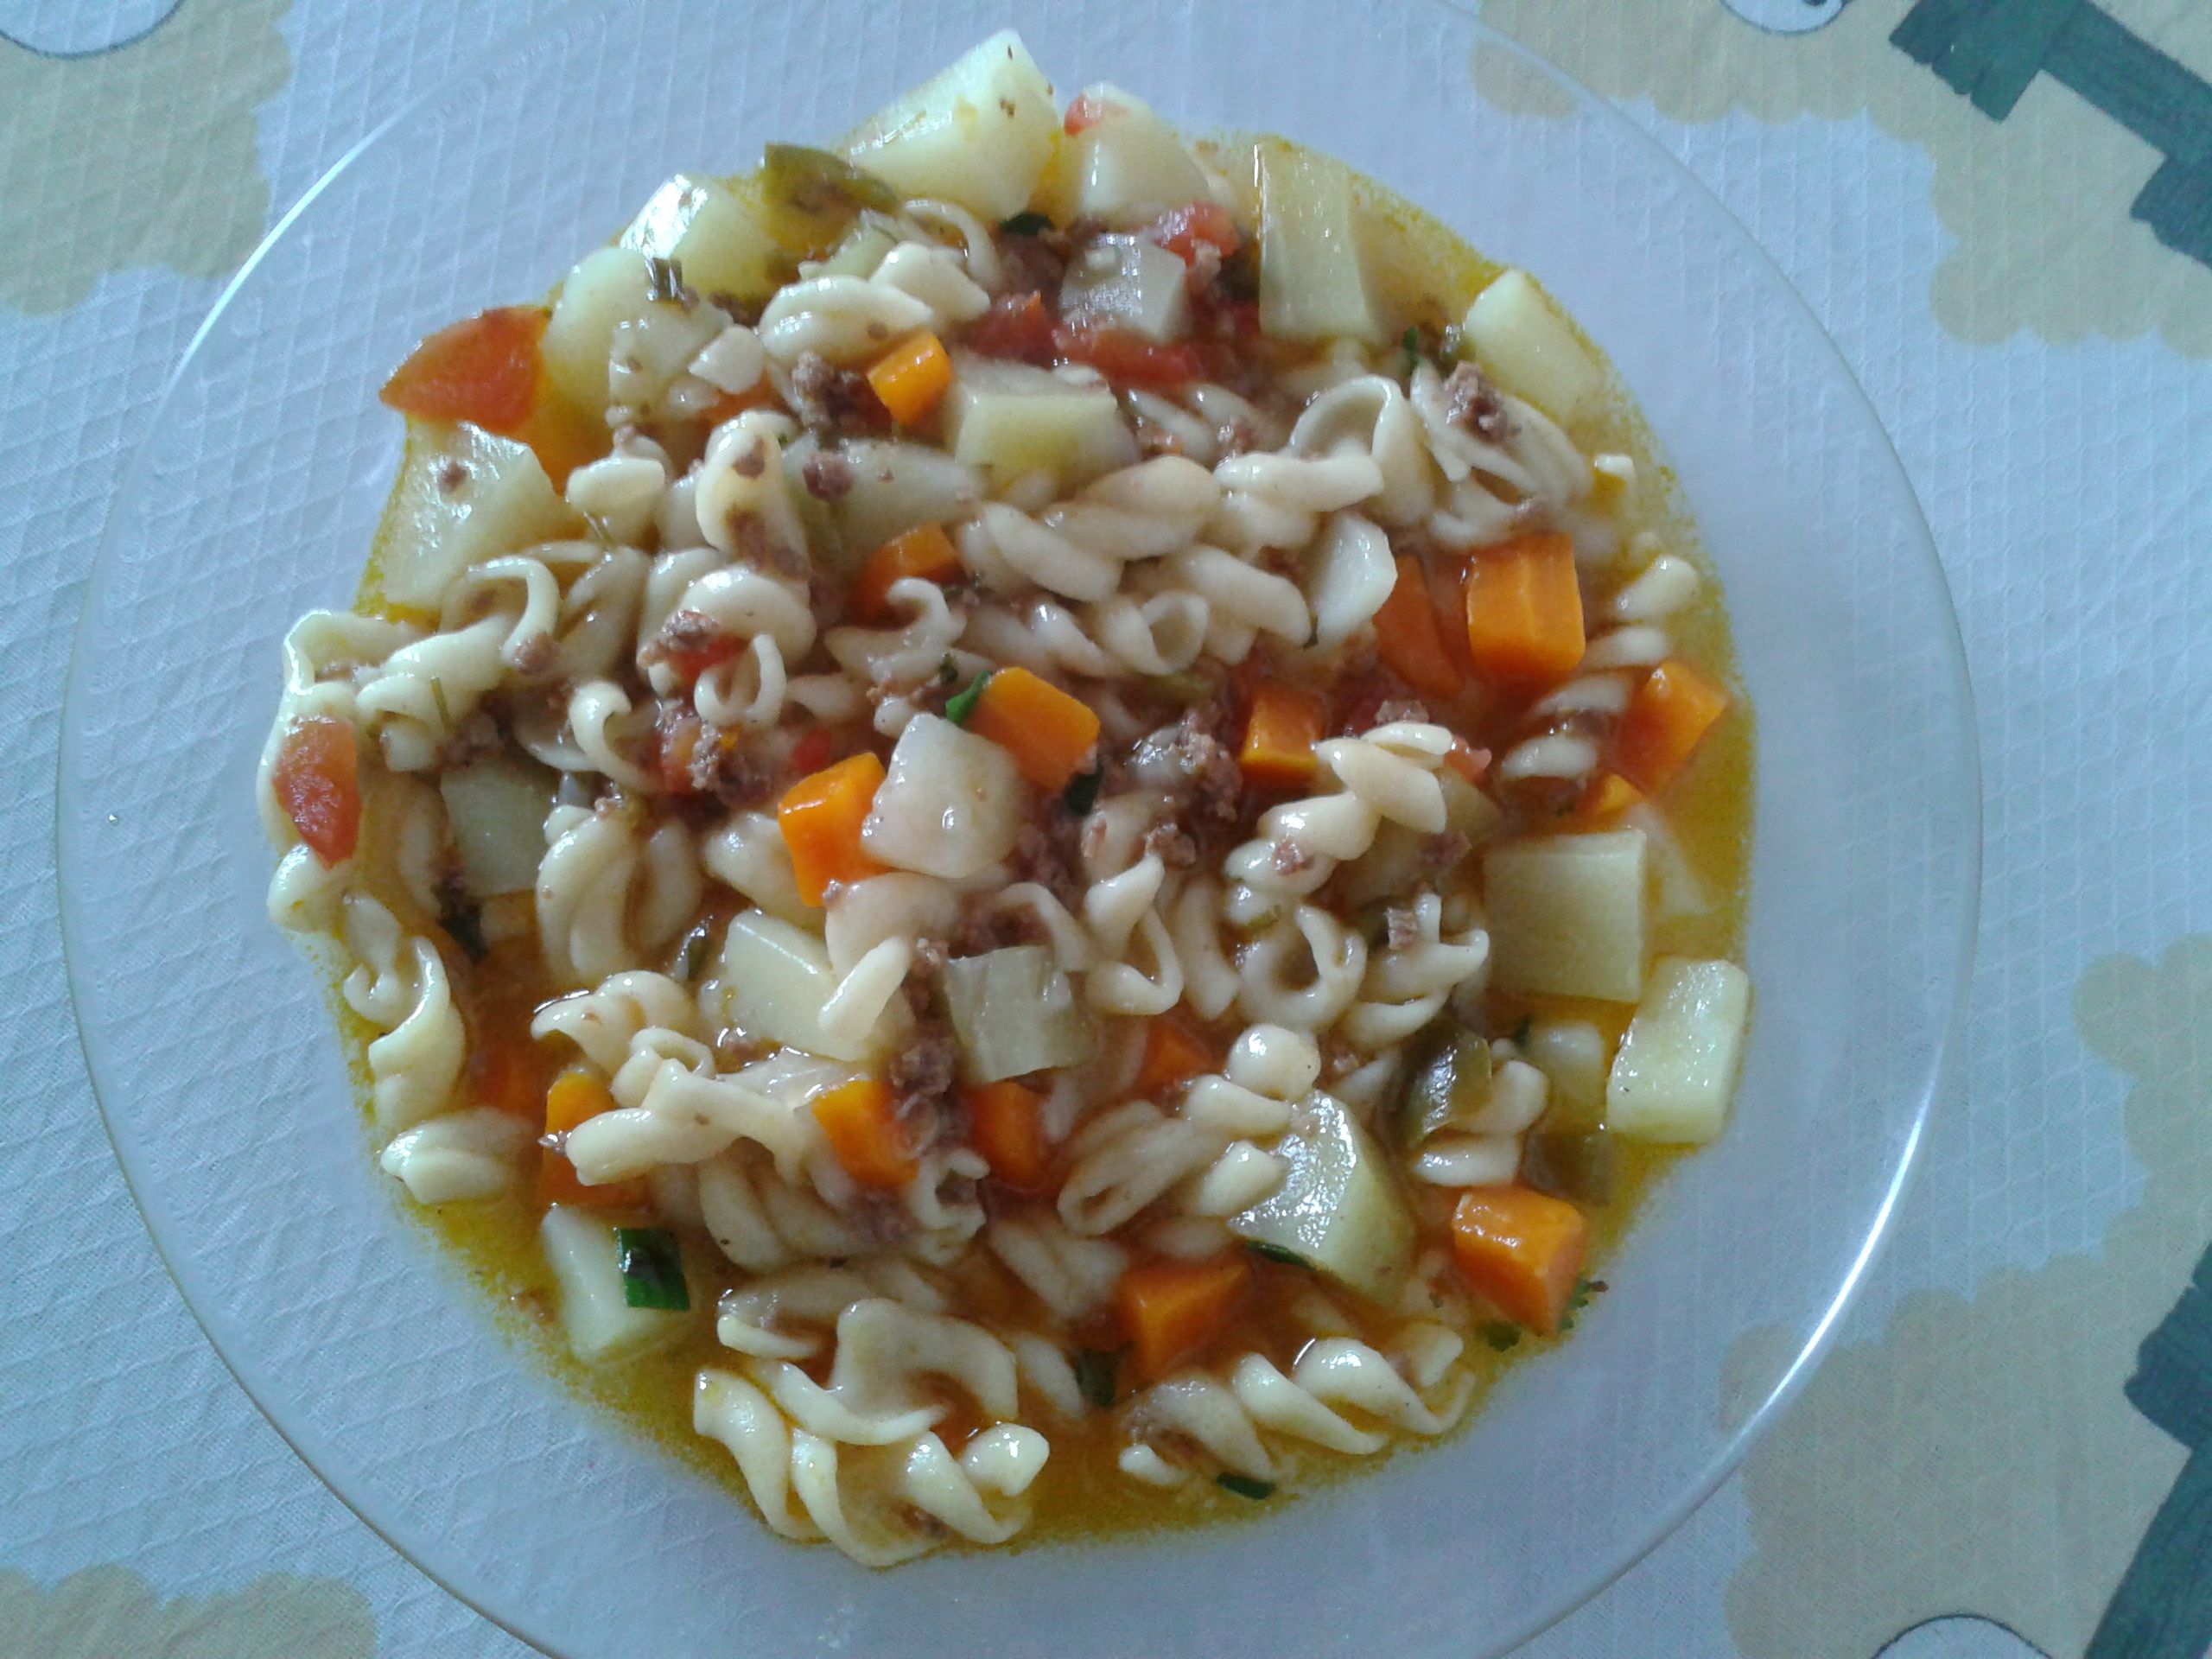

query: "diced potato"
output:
827 439 983 568
1523 1017 1611 1128
1460 269 1603 423
542 245 652 413
439 753 557 899
942 945 1091 1082
839 30 1060 220
1440 770 1505 843
379 423 580 611
814 218 901 279
620 174 786 304
1060 237 1191 342
1258 144 1382 344
1230 1093 1414 1305
1484 830 1648 1002
1060 84 1211 226
943 354 1137 493
715 909 910 1065
1605 957 1751 1144
540 1205 697 1363
861 713 1023 880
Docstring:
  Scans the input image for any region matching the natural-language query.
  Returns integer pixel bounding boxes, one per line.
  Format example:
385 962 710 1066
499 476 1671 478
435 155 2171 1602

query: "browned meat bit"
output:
1423 830 1472 870
434 457 470 496
1127 708 1243 827
1141 821 1198 870
992 229 1068 302
789 350 888 439
637 607 734 677
1367 697 1430 729
890 1033 957 1104
688 724 777 806
1270 839 1315 878
1384 906 1421 951
438 707 507 769
1012 810 1084 906
1443 362 1513 442
1132 418 1185 460
800 450 855 501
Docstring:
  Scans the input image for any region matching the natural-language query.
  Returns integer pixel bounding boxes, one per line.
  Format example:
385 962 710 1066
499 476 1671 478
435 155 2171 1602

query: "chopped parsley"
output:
1215 1472 1275 1501
944 669 994 726
645 255 686 305
439 899 488 963
1401 325 1421 376
613 1228 689 1312
1062 766 1102 814
1073 1347 1121 1411
999 210 1053 237
1245 1240 1310 1270
1480 1320 1522 1352
937 653 959 687
1558 1276 1607 1333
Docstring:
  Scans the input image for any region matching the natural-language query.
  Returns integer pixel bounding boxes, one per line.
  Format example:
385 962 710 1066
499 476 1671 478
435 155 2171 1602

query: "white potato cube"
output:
539 1205 696 1363
861 713 1024 880
1060 84 1211 226
827 439 983 565
542 245 652 413
620 174 785 304
440 753 556 899
943 354 1137 493
380 424 579 612
1460 268 1603 423
715 909 908 1065
1259 145 1382 344
1484 830 1649 1002
1605 957 1751 1143
840 30 1060 220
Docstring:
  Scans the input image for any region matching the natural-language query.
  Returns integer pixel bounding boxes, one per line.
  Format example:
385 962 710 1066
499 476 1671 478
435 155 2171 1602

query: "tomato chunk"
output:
1063 92 1113 134
271 715 361 867
378 305 548 434
1148 200 1240 266
966 292 1057 365
1052 323 1216 389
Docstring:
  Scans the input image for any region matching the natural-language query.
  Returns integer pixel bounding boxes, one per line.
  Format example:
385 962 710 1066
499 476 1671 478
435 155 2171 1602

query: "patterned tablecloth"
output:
5 2 2209 1654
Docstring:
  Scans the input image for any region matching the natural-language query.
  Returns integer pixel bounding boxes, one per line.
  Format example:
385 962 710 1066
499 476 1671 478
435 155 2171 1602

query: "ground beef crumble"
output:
1124 707 1243 828
789 351 888 439
1443 362 1513 443
800 450 855 500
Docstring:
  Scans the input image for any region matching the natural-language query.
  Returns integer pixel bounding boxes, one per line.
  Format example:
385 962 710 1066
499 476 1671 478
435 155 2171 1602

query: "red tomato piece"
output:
789 726 835 776
966 292 1058 365
1052 324 1216 389
650 610 745 683
378 305 548 434
654 708 704 796
1148 200 1240 266
271 715 361 867
1063 92 1113 134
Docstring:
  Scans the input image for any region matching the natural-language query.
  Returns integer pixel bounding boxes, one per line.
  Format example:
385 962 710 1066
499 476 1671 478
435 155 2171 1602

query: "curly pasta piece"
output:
1341 891 1490 1052
985 1209 1129 1322
376 1106 532 1205
531 969 702 1072
1287 373 1436 528
715 1258 951 1360
696 1147 870 1274
535 803 702 986
695 410 811 568
957 456 1217 602
339 894 464 1135
256 609 419 842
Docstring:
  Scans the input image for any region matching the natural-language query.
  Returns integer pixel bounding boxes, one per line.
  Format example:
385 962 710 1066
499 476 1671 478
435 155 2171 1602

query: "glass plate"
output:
58 2 1978 1654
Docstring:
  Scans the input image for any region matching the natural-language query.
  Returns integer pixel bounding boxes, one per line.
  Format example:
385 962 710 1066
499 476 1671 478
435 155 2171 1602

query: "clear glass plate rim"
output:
54 3 1984 1653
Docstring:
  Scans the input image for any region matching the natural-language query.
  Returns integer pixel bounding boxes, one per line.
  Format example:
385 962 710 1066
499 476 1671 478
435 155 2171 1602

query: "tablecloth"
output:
4 2 2208 1654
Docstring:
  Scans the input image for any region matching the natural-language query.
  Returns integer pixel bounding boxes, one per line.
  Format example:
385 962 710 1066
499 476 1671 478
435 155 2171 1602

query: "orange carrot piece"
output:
1117 1255 1253 1378
812 1078 917 1189
474 1034 550 1119
1614 658 1730 794
1375 554 1462 700
270 715 361 868
1579 772 1647 823
1238 681 1326 791
512 392 603 490
968 665 1102 791
1135 1014 1217 1101
778 753 889 906
1449 1186 1589 1335
1464 531 1586 686
541 1069 647 1209
965 1079 1053 1192
851 523 962 623
866 330 954 427
380 305 547 432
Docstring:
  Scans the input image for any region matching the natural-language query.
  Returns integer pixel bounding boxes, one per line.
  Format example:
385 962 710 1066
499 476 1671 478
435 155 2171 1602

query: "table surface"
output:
4 3 2209 1656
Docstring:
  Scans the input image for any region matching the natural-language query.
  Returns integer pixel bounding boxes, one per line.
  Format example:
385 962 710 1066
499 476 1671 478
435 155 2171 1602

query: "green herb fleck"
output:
1216 1472 1275 1501
944 670 994 726
1073 1347 1120 1411
1559 1274 1605 1333
1480 1320 1522 1352
613 1228 689 1312
1510 1017 1533 1049
937 653 959 687
1401 325 1421 376
429 676 454 733
645 255 685 305
1062 766 1102 815
1245 1240 1310 1270
999 211 1053 237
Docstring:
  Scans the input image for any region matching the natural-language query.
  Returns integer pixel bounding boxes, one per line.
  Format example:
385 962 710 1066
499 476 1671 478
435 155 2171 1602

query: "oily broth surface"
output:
333 134 1752 1546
